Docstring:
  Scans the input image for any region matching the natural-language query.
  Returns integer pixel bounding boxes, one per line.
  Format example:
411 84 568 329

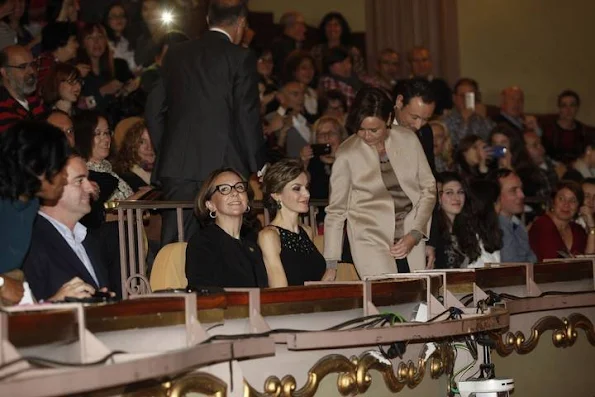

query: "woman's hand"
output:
100 80 124 96
0 276 24 305
579 205 595 228
322 268 337 282
50 277 95 301
122 78 140 95
76 63 91 78
300 145 313 165
390 234 417 259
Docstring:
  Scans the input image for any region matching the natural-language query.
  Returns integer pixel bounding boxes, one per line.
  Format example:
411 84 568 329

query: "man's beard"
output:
8 73 37 98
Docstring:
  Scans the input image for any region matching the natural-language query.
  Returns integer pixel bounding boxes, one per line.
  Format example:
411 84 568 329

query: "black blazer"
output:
22 215 109 301
185 224 269 288
147 30 265 182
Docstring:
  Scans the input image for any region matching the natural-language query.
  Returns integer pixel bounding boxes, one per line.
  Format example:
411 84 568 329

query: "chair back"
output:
150 242 188 290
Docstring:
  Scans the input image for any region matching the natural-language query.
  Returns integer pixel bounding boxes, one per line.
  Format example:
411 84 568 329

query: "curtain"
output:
365 0 460 84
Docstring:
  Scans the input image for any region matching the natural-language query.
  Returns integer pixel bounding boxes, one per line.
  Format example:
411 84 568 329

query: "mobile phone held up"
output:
488 145 508 159
311 143 332 157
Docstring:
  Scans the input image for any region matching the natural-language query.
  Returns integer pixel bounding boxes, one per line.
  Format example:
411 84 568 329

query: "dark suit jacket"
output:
147 30 265 182
22 216 109 301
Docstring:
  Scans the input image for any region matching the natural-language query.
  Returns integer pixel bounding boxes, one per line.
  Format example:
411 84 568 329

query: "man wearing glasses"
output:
0 45 45 133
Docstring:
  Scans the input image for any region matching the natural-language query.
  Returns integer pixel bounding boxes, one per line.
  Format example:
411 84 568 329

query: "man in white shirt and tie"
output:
23 154 113 301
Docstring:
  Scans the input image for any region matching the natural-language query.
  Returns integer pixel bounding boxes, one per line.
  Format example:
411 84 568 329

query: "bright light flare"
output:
161 10 174 25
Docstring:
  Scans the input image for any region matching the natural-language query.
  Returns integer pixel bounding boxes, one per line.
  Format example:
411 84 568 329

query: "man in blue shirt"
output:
491 168 537 263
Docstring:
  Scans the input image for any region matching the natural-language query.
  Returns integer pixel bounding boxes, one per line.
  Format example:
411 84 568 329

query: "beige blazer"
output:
323 125 436 277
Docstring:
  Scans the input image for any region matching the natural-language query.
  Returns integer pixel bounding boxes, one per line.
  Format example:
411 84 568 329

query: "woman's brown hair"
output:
76 23 114 80
113 120 149 175
261 158 307 217
41 63 82 106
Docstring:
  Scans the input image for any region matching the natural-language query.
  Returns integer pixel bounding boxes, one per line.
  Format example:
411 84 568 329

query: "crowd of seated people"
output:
2 2 595 300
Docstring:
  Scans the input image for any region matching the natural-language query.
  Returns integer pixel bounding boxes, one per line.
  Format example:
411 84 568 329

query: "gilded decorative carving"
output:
244 344 454 396
493 313 595 356
124 373 227 397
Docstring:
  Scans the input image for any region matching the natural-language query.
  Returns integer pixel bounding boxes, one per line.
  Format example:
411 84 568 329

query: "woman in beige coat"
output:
323 87 436 279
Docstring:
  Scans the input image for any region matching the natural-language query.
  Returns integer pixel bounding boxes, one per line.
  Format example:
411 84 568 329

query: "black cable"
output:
0 350 128 374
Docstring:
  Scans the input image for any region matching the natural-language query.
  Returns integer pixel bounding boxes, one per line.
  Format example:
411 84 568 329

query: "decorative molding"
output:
244 344 454 396
124 373 227 397
493 313 595 356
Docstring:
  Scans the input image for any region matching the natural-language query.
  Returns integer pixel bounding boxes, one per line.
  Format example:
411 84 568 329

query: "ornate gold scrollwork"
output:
124 373 227 397
493 313 595 356
244 344 454 397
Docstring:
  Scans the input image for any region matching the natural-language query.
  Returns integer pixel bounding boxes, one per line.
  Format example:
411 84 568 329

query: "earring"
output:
245 205 251 213
209 210 216 219
276 200 282 210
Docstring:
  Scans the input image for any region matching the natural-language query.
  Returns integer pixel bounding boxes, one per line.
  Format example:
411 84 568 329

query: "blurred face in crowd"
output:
463 139 484 167
58 73 82 103
551 187 579 223
83 27 108 59
357 116 389 151
1 46 37 98
440 180 465 218
582 183 595 213
12 0 25 20
60 35 79 61
57 156 95 218
498 173 525 217
323 98 346 121
378 51 400 83
453 83 476 113
558 95 579 122
501 86 524 118
431 122 447 156
395 96 434 133
62 0 79 22
325 18 342 43
491 132 510 149
315 119 342 154
107 5 127 35
256 51 274 78
90 117 112 162
273 172 310 214
329 57 352 79
279 82 305 113
142 0 161 27
410 48 432 78
523 131 545 166
295 58 315 86
47 112 75 147
0 0 14 19
286 13 306 42
206 171 249 219
137 129 155 166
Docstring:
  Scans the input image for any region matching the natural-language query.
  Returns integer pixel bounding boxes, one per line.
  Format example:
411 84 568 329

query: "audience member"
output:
318 46 362 110
523 130 562 199
266 81 310 159
362 48 400 96
430 120 453 172
7 0 34 48
103 1 137 72
319 89 347 125
407 46 452 115
310 12 364 76
271 11 306 77
254 46 279 115
442 78 495 146
0 121 69 304
0 0 18 50
0 45 45 133
492 86 541 135
324 87 436 278
41 62 82 116
77 23 139 116
466 179 503 266
139 30 189 94
455 135 490 181
529 181 594 261
542 90 592 163
47 109 74 146
185 168 268 288
259 158 326 287
283 50 318 120
23 154 114 301
147 0 265 246
37 22 79 86
113 119 155 191
134 0 166 68
563 136 595 181
577 178 595 231
46 0 79 23
491 168 537 263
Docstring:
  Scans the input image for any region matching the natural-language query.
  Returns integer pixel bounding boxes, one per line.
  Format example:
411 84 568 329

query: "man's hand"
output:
50 277 95 302
425 245 436 269
390 234 417 259
0 276 24 305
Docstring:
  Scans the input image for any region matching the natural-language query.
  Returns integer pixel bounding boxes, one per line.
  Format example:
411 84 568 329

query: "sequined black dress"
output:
274 226 326 286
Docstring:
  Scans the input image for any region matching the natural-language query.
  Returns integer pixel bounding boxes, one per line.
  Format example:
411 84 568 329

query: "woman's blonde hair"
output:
311 115 347 144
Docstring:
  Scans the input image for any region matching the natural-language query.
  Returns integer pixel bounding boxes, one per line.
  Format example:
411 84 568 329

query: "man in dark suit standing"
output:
23 155 113 302
147 0 265 246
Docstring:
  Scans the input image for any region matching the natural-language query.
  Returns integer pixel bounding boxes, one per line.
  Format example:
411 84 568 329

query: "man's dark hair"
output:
487 168 515 192
41 22 78 52
157 30 190 54
557 89 580 108
345 86 393 136
453 77 481 102
208 0 247 27
0 121 70 200
320 89 347 116
393 78 435 107
583 177 595 187
323 46 349 74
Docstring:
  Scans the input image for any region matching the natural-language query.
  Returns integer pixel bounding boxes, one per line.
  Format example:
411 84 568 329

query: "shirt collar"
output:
39 211 87 244
209 27 232 42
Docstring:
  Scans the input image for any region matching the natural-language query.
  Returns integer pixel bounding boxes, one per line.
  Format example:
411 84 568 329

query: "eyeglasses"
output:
211 182 248 196
94 129 113 139
109 13 126 20
64 127 74 136
4 60 39 71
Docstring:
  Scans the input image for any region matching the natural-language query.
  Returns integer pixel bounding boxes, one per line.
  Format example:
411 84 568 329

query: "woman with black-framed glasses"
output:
185 168 268 289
